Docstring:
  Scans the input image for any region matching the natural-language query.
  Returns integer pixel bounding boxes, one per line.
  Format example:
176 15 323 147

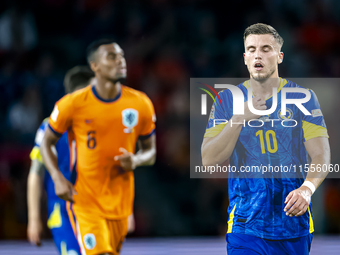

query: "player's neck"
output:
250 76 280 99
94 78 121 100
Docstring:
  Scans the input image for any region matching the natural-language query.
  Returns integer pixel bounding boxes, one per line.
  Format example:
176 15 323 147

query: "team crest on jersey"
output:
277 108 294 120
122 108 139 133
83 233 96 250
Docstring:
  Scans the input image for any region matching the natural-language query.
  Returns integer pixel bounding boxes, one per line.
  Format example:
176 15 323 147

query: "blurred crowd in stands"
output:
0 0 340 238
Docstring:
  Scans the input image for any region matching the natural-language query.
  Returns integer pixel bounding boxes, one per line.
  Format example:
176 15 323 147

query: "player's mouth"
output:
117 67 127 74
254 62 264 71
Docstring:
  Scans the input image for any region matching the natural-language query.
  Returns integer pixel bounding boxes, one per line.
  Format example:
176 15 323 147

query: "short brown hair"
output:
244 23 284 47
64 66 94 93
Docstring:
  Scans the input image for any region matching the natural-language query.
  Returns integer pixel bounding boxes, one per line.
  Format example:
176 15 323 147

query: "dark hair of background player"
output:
63 66 94 93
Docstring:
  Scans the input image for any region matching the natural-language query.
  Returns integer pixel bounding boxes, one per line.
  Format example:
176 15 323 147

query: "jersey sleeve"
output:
302 89 329 142
204 91 231 138
30 119 48 163
48 94 74 136
139 94 156 140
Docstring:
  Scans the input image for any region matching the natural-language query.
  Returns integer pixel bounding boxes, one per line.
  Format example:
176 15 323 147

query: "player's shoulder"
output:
33 118 49 146
121 85 152 104
68 85 92 100
122 85 147 98
57 85 92 107
36 117 49 132
41 117 49 126
282 78 312 91
283 78 304 89
214 81 245 104
282 78 317 98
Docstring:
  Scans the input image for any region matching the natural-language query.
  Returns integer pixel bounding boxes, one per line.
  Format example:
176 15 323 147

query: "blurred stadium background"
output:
0 0 340 253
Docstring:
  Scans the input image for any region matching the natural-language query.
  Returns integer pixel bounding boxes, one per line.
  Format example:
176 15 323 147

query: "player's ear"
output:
243 52 247 65
90 61 97 72
278 52 284 64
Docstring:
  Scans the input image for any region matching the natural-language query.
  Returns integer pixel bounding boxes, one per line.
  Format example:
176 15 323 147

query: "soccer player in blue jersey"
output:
201 23 330 255
27 66 94 254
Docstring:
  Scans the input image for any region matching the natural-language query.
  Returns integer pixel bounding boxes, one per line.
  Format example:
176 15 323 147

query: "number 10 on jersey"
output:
256 130 278 154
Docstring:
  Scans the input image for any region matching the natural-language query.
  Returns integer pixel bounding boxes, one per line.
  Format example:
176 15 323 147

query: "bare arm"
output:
304 137 331 188
201 118 243 166
27 160 44 246
202 96 266 166
115 134 156 170
284 137 330 217
127 213 135 234
40 127 76 202
135 134 156 166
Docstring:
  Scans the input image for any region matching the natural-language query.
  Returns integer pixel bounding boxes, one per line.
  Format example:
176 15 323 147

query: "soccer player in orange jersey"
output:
40 39 156 255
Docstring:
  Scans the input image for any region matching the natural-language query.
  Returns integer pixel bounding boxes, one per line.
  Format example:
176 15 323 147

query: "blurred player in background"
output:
41 39 156 255
202 23 330 254
27 66 94 254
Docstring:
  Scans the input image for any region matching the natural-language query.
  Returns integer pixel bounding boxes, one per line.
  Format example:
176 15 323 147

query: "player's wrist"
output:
50 170 63 182
131 154 140 169
28 216 41 223
301 181 316 195
231 115 245 124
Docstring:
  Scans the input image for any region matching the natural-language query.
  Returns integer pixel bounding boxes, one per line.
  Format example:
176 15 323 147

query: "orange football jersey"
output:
48 85 155 219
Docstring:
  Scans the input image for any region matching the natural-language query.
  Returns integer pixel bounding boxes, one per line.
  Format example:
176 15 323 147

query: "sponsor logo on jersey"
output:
85 119 94 124
83 233 96 250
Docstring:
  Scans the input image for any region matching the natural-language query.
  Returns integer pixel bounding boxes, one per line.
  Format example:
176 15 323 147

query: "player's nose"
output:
117 55 126 66
121 57 126 65
254 49 262 59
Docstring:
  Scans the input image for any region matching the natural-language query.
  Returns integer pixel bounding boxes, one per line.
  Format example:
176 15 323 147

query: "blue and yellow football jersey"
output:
30 119 80 255
30 119 75 200
204 78 329 239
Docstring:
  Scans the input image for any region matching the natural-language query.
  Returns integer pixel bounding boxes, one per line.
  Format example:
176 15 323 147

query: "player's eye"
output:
108 53 116 60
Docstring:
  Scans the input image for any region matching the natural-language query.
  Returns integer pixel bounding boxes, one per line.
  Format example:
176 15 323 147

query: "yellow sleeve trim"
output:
308 206 314 233
204 123 227 138
302 120 329 141
278 78 288 93
30 147 43 163
243 80 250 89
227 204 237 234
